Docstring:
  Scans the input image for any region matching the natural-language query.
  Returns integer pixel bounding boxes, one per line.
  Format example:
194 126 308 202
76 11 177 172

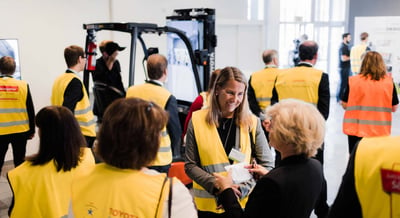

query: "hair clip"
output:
146 102 154 112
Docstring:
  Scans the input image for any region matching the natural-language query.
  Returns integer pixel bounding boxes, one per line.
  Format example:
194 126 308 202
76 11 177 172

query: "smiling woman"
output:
184 66 274 217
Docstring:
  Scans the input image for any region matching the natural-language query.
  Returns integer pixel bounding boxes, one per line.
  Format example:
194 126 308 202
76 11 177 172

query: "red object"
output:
85 42 97 71
168 161 192 185
381 168 400 193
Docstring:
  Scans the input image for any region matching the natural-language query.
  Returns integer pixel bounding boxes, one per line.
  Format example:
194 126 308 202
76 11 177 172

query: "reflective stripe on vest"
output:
8 148 94 218
71 163 171 218
0 78 29 134
126 83 173 166
343 75 393 137
274 66 322 105
51 73 96 137
191 109 257 213
250 67 280 110
355 136 400 218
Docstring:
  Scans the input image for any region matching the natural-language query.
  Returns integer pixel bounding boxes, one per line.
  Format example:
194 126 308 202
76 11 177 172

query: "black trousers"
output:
337 67 351 102
347 135 362 154
0 133 28 173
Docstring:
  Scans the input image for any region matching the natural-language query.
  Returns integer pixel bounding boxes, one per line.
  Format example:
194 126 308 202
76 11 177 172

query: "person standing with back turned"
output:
0 56 35 175
51 45 96 148
350 32 370 75
271 40 330 218
126 54 182 173
340 51 398 154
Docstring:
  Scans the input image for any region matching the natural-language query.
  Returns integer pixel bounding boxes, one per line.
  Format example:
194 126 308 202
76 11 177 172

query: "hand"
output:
213 170 233 192
245 163 269 179
262 119 272 132
231 184 242 198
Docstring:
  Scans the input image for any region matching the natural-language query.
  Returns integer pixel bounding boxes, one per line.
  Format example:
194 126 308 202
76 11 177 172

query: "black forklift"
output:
82 8 217 186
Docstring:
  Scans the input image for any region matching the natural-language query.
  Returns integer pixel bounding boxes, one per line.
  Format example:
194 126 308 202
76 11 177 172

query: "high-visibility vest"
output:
274 66 322 105
71 163 172 218
343 75 393 137
191 109 257 213
126 83 172 166
355 136 400 218
0 77 29 135
51 73 96 137
8 147 95 218
350 43 368 74
250 66 280 110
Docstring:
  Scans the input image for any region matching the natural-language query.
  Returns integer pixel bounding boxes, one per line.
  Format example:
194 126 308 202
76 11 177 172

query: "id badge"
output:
228 148 245 163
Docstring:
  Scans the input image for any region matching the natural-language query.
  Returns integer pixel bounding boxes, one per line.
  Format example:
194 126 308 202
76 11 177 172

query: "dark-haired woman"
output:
7 106 95 217
70 98 196 218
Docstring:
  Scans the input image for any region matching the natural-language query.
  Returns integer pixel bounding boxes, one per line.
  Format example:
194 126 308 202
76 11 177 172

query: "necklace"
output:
222 118 234 149
222 118 231 130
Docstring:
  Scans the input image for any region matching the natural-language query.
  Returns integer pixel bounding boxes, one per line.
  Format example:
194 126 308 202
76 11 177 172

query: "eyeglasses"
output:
81 55 87 59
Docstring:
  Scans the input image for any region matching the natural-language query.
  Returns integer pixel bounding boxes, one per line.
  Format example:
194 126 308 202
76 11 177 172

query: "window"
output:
279 0 348 94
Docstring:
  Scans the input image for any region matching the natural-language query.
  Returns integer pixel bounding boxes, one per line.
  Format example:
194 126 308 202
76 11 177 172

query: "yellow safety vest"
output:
343 75 393 137
126 83 172 166
250 67 280 110
51 73 96 137
191 109 257 213
350 43 368 74
71 163 172 218
275 66 322 105
355 136 400 218
8 148 95 218
0 77 29 135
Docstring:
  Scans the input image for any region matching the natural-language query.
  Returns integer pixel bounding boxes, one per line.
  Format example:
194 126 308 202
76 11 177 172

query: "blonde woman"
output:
215 99 327 218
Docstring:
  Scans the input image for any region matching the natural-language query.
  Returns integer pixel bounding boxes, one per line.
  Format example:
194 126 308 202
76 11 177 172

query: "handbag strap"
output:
155 176 173 218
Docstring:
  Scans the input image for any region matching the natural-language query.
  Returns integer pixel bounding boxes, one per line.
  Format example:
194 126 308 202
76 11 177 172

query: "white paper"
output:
224 162 253 184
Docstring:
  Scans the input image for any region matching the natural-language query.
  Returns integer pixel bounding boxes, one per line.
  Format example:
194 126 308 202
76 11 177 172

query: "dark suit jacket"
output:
220 154 327 218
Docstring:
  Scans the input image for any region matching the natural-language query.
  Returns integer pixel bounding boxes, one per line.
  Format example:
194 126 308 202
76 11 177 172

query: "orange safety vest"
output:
343 75 393 137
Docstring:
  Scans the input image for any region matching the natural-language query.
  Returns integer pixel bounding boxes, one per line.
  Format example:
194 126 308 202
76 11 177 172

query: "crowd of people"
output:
0 33 398 217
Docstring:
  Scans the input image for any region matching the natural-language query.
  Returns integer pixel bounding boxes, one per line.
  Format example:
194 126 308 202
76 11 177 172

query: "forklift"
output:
82 8 217 187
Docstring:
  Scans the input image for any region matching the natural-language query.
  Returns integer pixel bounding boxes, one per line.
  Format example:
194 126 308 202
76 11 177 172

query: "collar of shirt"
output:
265 64 277 68
0 74 13 78
66 68 78 74
148 79 164 87
297 62 313 67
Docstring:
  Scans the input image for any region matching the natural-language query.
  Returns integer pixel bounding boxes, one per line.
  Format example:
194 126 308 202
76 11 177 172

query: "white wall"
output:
1 0 110 158
2 0 270 160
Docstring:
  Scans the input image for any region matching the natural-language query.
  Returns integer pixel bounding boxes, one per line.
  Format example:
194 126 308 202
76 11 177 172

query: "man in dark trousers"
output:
336 33 351 102
126 54 182 173
271 40 330 218
0 56 35 174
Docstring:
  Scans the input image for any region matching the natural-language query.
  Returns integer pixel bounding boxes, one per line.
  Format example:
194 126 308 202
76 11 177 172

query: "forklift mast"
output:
166 8 217 94
82 22 202 95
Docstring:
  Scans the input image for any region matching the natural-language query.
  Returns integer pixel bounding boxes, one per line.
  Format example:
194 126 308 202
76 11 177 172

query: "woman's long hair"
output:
206 66 253 130
26 106 84 172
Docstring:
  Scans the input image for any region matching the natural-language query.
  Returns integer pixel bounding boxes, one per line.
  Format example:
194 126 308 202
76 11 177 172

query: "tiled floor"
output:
0 97 399 217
